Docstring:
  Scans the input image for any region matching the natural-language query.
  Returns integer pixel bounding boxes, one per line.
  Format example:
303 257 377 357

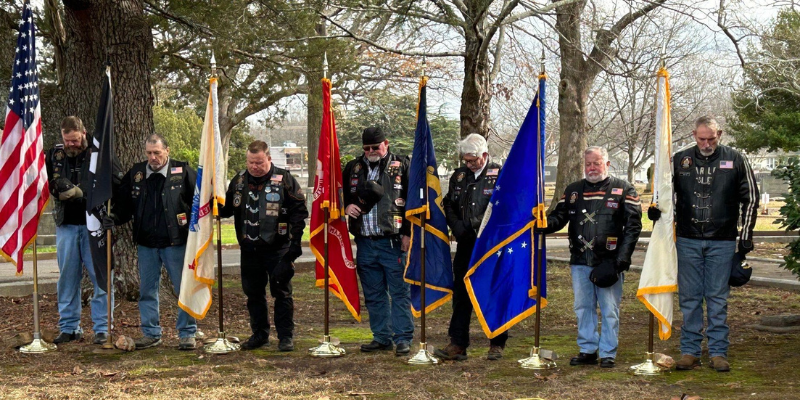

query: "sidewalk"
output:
1 239 798 297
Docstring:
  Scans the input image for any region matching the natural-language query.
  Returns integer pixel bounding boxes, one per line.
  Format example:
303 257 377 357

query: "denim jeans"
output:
676 237 735 358
355 236 414 346
55 224 111 334
571 264 624 359
137 245 197 339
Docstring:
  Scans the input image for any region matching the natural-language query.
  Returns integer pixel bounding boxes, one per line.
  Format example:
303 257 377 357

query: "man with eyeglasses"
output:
342 126 413 356
435 133 506 361
648 115 759 372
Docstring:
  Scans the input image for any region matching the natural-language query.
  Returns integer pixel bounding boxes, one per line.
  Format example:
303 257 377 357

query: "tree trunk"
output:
460 30 492 139
60 0 154 300
306 20 326 200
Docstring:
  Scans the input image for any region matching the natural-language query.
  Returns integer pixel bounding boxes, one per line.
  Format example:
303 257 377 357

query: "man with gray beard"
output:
46 116 112 345
539 146 642 368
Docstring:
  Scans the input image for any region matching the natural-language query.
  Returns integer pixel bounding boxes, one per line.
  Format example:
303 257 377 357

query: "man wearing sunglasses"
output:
342 126 413 356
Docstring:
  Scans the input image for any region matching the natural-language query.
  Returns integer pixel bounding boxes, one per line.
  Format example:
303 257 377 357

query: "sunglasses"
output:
363 144 381 151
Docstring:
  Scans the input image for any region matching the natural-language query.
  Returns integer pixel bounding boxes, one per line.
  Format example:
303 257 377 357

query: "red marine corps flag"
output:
0 0 49 275
309 77 361 322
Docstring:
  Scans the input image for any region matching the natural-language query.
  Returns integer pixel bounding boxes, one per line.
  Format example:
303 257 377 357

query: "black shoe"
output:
92 332 108 345
241 332 269 350
360 340 393 352
600 357 615 368
53 331 82 344
278 337 294 352
395 342 410 356
570 352 599 366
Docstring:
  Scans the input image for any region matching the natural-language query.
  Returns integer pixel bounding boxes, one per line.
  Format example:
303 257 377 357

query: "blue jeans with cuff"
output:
571 264 624 359
137 244 197 339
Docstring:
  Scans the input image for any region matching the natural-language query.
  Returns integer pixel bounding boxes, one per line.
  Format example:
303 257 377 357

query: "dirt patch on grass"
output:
1 262 799 399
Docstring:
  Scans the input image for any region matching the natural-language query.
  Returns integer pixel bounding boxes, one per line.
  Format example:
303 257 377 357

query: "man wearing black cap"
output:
539 146 642 369
343 126 413 356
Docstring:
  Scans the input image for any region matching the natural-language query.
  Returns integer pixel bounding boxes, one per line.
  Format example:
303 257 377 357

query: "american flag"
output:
0 0 49 274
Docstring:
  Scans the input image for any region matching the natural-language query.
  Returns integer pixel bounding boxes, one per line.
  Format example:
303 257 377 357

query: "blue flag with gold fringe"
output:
464 75 548 338
404 76 453 316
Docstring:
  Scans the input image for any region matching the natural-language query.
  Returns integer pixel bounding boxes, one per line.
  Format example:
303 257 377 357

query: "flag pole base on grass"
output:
19 336 56 354
407 342 438 365
309 335 345 358
630 352 665 376
205 332 240 354
93 342 121 354
518 347 556 370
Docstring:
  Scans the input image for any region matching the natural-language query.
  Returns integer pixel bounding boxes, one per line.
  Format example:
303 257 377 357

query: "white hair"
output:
584 146 608 161
458 133 488 157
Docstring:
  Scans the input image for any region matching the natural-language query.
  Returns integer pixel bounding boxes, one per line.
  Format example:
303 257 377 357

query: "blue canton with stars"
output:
8 1 39 130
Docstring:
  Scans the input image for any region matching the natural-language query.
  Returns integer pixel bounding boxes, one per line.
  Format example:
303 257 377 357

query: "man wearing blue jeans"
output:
343 127 414 356
541 146 642 368
117 134 197 350
47 116 111 345
649 116 758 372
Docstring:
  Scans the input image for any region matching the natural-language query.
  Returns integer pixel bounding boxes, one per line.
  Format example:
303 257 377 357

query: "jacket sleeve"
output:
400 156 411 236
616 184 643 264
218 175 238 219
285 173 309 243
184 163 197 207
737 154 760 242
113 169 133 225
443 172 461 231
45 149 60 197
542 190 570 234
342 161 354 207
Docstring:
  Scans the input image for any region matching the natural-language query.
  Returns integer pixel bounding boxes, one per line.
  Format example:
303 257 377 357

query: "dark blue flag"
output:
403 76 453 316
465 75 548 338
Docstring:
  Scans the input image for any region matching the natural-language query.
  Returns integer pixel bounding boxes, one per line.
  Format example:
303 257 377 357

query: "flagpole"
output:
205 51 239 354
631 49 667 376
408 59 438 365
310 52 346 358
520 50 555 370
20 241 57 353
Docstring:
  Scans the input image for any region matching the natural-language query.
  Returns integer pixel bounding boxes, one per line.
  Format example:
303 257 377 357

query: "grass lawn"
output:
1 261 799 399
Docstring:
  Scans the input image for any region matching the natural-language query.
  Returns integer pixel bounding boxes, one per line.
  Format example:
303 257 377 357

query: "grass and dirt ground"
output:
1 261 799 400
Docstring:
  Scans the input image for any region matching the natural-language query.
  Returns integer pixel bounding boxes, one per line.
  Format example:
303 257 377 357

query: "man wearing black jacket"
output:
117 134 197 350
342 127 413 356
649 116 759 372
541 146 642 368
220 140 307 352
435 134 504 361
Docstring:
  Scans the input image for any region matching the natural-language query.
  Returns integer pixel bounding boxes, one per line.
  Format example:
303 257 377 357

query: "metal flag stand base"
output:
630 352 666 376
519 346 556 370
309 335 345 358
205 332 240 354
407 342 438 365
19 335 56 354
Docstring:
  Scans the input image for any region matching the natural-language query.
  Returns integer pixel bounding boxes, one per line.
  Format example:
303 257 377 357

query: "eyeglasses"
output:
363 145 381 151
463 158 481 166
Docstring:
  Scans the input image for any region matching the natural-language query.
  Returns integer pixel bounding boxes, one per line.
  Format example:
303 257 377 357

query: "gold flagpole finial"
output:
211 51 217 77
323 52 329 79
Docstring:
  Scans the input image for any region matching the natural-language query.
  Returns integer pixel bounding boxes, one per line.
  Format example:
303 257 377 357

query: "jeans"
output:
571 264 624 359
355 236 414 346
55 224 111 334
240 247 294 339
449 236 508 349
137 245 197 339
676 237 735 358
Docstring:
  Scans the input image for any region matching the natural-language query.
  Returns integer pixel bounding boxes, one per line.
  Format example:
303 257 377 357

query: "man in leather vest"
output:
435 134 505 361
116 134 197 350
541 146 642 369
649 116 759 372
46 116 111 345
219 140 308 352
342 127 413 356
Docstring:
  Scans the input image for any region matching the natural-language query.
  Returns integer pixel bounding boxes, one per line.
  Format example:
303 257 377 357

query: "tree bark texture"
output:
59 0 154 300
460 29 492 139
305 19 326 200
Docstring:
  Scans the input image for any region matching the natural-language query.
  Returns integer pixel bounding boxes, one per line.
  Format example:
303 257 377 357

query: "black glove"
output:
615 260 631 273
451 221 474 241
285 241 303 262
272 259 295 284
647 204 661 222
590 259 619 288
738 239 753 256
102 215 115 231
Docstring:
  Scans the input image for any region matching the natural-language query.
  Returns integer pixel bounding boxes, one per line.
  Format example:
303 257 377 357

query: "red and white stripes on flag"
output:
0 0 49 275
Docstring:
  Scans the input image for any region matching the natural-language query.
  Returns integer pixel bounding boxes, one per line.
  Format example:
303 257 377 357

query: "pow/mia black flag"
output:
86 68 123 292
